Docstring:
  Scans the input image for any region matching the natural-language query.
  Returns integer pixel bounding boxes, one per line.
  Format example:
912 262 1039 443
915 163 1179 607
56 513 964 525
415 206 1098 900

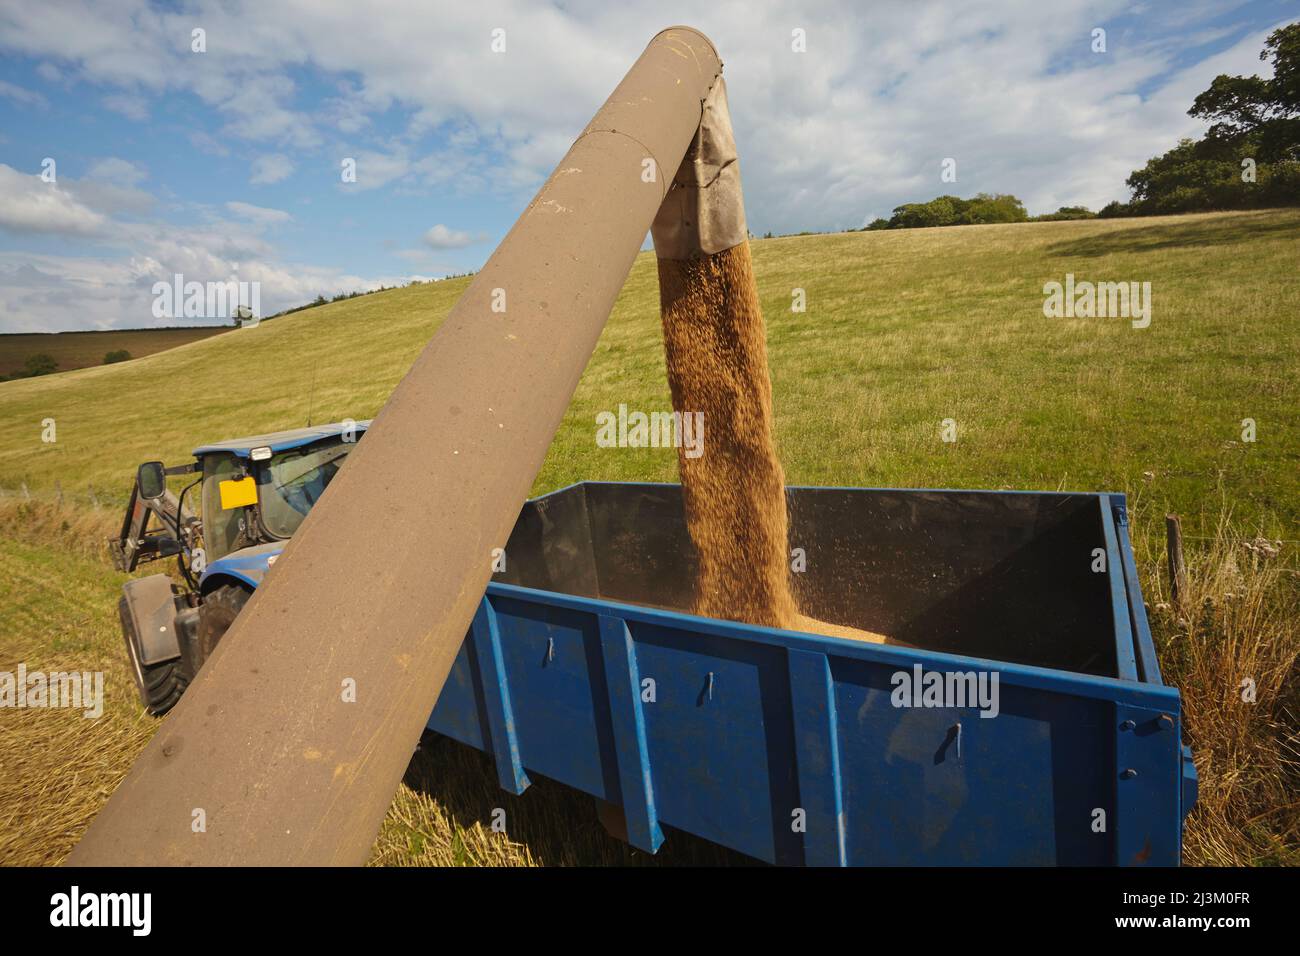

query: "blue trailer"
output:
112 426 1196 865
427 481 1197 866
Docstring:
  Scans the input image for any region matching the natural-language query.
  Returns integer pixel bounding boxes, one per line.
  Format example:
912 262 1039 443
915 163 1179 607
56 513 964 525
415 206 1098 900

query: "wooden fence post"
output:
1166 513 1186 611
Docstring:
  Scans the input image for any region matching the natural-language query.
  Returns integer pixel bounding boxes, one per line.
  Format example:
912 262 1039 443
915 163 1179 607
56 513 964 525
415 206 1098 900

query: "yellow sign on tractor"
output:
218 476 258 510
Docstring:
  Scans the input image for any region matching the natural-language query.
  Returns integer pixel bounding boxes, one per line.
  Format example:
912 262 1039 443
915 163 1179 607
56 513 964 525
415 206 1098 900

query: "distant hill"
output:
0 326 232 379
0 209 1295 540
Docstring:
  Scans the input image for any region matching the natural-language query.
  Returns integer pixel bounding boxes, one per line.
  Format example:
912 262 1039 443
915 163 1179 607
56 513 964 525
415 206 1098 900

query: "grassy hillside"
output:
0 327 231 379
1 209 1296 546
1 208 1296 865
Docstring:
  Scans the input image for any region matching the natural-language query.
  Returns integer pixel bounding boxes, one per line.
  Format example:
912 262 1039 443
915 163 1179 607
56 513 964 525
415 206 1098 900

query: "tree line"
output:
0 349 132 382
863 23 1298 231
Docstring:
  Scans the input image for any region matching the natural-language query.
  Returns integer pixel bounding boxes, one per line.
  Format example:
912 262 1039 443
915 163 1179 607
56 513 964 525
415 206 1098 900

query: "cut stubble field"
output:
1 209 1296 865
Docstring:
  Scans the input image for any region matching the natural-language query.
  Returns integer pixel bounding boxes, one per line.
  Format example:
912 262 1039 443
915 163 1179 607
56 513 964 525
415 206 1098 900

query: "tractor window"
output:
201 453 246 561
256 439 354 539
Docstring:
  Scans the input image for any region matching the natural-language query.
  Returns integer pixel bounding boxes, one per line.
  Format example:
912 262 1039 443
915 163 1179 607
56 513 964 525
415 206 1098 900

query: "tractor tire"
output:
119 596 188 717
193 584 251 673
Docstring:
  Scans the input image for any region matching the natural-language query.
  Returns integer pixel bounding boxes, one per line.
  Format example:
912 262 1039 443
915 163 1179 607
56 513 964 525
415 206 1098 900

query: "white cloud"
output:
86 157 147 187
220 75 321 146
0 164 107 237
1 0 1288 230
56 159 156 217
250 153 294 185
0 241 415 333
0 254 163 333
421 224 479 249
64 180 156 217
225 200 293 224
0 79 47 107
343 149 412 191
0 163 402 331
0 0 1292 332
323 81 377 134
190 130 231 156
101 92 149 120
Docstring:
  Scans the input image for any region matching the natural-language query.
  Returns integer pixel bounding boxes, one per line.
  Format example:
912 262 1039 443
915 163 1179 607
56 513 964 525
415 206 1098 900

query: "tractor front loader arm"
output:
109 462 200 574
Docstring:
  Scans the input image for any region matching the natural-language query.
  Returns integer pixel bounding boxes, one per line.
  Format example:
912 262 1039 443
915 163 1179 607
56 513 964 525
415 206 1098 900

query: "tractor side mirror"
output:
137 461 167 500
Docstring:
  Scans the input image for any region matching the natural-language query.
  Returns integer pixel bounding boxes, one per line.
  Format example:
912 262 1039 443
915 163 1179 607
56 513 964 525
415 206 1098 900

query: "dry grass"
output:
0 495 120 558
1132 509 1300 865
372 735 749 866
0 500 155 865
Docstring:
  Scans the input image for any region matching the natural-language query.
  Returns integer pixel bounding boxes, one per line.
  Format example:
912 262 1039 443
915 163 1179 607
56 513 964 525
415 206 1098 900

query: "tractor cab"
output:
110 420 370 714
192 421 368 569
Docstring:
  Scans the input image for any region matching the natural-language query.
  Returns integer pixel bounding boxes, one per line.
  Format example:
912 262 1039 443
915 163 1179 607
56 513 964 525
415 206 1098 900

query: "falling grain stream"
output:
658 243 888 644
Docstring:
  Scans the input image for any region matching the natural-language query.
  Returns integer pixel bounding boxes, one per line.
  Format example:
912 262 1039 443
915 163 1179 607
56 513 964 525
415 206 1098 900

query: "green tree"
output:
1032 205 1097 221
22 353 58 377
1190 24 1300 163
103 349 131 364
891 195 960 228
1126 139 1245 211
961 193 1029 224
1121 23 1300 214
880 193 1027 229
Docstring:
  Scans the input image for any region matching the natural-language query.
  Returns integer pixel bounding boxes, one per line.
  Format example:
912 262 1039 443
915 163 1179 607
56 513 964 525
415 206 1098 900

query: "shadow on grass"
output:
1044 212 1298 259
402 731 759 866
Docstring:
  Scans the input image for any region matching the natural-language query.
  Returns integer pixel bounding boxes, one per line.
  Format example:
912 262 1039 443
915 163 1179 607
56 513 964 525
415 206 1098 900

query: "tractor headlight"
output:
250 446 272 462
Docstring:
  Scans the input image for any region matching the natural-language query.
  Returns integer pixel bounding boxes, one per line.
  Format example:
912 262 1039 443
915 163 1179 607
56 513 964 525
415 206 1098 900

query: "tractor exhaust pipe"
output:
69 27 723 867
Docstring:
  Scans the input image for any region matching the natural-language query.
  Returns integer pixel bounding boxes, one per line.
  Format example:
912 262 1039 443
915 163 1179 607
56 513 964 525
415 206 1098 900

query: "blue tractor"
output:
111 420 369 714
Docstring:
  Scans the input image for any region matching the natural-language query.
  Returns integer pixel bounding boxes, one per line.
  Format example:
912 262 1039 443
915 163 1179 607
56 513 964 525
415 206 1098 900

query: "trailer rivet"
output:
1120 719 1136 731
1121 768 1138 779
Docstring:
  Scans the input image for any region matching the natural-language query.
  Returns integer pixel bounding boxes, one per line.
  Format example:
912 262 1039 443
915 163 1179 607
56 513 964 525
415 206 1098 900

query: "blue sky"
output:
0 0 1294 332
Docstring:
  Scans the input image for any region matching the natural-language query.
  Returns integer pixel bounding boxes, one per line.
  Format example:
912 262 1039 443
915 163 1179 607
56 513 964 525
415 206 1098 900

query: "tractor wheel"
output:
194 584 251 672
118 596 188 717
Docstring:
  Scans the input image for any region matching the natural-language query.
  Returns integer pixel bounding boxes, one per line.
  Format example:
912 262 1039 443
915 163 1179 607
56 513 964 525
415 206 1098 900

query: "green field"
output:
0 326 231 380
1 209 1296 542
1 208 1296 865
